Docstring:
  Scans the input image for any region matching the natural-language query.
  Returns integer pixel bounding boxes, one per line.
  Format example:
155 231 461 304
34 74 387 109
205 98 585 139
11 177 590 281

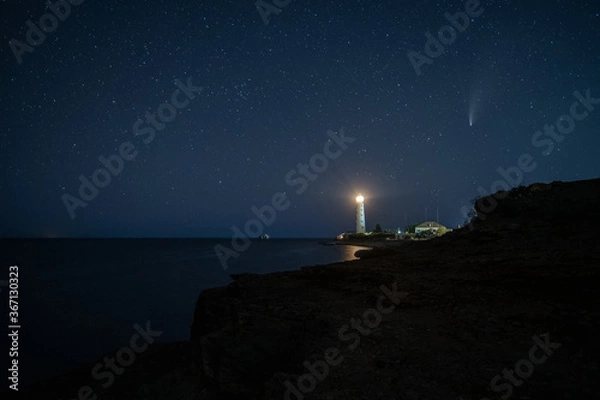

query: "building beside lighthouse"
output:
355 195 366 233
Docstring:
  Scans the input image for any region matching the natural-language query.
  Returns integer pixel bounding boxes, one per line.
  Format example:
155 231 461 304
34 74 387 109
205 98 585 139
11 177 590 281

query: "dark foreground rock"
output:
24 178 600 399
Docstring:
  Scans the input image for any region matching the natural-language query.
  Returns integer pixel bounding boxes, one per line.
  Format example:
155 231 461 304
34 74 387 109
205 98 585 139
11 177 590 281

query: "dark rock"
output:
23 178 600 399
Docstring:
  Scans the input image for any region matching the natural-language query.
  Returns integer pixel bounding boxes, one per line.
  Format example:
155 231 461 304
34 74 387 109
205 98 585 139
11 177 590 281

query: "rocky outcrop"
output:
22 178 600 399
189 178 600 399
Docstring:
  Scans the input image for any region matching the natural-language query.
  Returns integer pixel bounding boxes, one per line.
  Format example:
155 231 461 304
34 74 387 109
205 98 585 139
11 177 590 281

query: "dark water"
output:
0 238 367 388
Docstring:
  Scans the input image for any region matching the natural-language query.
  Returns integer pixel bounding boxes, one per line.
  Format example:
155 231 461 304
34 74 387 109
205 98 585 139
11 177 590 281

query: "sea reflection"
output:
338 245 371 261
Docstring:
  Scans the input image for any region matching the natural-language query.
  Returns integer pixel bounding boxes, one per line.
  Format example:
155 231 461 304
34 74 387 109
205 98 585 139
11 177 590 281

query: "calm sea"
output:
0 238 368 388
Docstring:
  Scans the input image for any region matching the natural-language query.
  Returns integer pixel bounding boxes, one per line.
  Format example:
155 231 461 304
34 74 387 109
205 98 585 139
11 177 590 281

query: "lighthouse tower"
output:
355 195 366 233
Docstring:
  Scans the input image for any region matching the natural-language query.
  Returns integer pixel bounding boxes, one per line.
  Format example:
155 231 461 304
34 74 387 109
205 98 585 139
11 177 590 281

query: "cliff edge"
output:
23 178 600 399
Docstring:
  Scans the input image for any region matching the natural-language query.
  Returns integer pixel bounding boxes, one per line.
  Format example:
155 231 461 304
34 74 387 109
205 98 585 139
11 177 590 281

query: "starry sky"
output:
1 0 599 238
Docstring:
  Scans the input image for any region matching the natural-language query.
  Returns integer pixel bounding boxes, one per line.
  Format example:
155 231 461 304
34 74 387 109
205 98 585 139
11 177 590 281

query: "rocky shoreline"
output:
23 178 600 399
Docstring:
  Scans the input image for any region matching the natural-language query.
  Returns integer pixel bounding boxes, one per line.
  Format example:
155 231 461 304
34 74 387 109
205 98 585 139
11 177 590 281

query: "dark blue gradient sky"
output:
1 0 599 238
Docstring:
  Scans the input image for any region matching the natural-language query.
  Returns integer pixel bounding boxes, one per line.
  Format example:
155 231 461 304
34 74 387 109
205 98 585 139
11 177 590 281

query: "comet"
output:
468 90 479 127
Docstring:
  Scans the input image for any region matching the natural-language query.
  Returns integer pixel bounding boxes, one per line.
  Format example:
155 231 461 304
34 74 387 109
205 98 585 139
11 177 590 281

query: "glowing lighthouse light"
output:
355 194 366 233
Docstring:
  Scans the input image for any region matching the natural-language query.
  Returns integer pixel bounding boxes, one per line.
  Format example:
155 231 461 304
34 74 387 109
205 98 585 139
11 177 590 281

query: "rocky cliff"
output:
23 178 600 399
188 178 600 399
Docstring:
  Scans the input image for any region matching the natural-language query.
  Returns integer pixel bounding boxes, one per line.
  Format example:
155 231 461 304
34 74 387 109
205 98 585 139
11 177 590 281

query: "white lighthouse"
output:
355 194 366 233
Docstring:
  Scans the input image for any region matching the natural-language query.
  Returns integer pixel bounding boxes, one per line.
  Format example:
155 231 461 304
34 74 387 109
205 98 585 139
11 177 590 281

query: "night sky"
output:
1 0 599 238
